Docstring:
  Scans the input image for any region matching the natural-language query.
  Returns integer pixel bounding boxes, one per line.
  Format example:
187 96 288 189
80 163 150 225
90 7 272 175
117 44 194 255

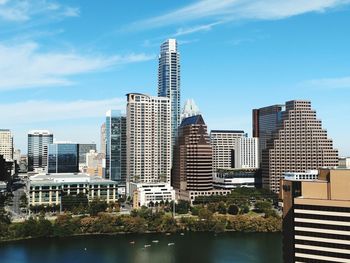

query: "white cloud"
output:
0 0 80 22
129 0 350 30
301 76 350 89
0 42 155 90
174 21 222 37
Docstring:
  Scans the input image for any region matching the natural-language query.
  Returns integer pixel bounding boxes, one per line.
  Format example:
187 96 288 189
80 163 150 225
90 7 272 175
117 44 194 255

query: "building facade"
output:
100 122 106 156
281 168 350 263
261 100 338 193
339 157 350 168
253 105 284 163
130 182 175 208
27 173 118 206
172 115 213 192
181 99 201 120
213 168 259 189
0 129 13 161
158 39 180 147
126 93 171 184
105 110 127 185
47 142 79 173
210 130 245 176
78 143 96 166
234 137 259 169
27 130 53 172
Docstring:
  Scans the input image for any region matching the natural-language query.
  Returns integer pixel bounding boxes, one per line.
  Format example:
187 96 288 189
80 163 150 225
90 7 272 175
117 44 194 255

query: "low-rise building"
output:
213 168 260 190
283 170 318 181
129 182 175 208
27 173 119 206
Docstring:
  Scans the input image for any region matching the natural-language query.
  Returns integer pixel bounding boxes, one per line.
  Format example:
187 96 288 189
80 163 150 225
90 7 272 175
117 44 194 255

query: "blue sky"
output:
1 0 350 156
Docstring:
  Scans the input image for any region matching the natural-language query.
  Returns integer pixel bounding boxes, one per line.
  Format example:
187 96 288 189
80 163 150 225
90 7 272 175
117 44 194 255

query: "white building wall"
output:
235 137 259 169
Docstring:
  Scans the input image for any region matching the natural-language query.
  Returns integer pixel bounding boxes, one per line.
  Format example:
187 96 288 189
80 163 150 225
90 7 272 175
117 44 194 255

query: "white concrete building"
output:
283 170 319 181
210 130 245 176
126 93 171 185
0 129 13 161
234 137 259 169
27 173 118 206
130 182 175 208
213 168 258 190
339 157 350 168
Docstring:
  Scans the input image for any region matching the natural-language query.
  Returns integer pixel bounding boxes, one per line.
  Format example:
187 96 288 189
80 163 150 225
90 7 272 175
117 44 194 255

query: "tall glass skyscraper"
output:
28 130 53 171
47 142 79 173
105 110 127 185
158 39 180 146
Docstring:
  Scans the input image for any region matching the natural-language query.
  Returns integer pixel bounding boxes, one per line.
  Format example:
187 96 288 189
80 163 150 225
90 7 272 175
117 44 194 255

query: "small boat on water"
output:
165 233 171 236
130 241 135 245
144 245 151 248
168 243 175 246
152 240 159 243
180 233 185 236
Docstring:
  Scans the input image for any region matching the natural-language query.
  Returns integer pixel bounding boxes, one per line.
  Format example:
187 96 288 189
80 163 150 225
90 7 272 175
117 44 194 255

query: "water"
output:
0 232 282 263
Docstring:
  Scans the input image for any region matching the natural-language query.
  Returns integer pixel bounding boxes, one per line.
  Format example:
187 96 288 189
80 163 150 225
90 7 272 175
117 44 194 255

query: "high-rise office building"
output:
253 105 284 163
172 115 213 192
181 99 201 120
281 168 350 263
78 143 96 165
158 39 180 147
261 100 338 193
0 129 13 161
105 110 127 185
210 130 245 176
48 142 79 173
234 137 259 169
100 122 106 156
28 130 53 172
126 93 171 184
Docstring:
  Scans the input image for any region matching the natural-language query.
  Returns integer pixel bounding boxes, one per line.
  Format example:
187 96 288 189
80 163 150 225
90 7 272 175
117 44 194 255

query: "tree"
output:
198 207 213 221
176 200 190 214
88 199 108 216
19 193 28 209
217 201 227 214
227 204 239 215
255 201 273 213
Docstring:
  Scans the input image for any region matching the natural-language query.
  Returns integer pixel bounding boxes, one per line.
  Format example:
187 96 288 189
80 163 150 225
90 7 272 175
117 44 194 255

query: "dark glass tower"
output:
48 143 79 173
158 39 180 147
105 110 127 185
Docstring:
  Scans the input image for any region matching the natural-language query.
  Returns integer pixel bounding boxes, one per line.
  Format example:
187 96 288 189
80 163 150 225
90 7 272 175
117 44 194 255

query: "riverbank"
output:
0 210 281 243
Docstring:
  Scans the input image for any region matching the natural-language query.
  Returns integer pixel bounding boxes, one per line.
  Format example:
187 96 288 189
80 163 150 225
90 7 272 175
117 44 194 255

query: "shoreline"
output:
0 229 281 244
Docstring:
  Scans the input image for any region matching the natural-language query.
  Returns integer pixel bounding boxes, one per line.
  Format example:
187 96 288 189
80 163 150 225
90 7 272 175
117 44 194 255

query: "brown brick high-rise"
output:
261 100 338 193
172 115 213 191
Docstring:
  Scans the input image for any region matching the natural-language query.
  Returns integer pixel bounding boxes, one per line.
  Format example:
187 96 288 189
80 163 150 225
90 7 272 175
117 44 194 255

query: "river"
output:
0 232 282 263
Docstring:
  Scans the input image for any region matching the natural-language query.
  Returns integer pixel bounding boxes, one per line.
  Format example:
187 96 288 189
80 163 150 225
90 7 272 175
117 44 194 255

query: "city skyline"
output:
1 1 350 156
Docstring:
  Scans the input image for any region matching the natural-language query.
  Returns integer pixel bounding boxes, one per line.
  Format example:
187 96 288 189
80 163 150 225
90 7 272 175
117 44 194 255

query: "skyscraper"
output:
100 122 106 156
47 142 79 173
126 93 171 184
253 105 284 163
0 129 13 160
78 143 97 165
172 115 213 192
181 99 201 120
234 137 259 169
210 130 245 176
28 130 53 172
158 39 180 146
105 110 127 185
261 100 338 193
